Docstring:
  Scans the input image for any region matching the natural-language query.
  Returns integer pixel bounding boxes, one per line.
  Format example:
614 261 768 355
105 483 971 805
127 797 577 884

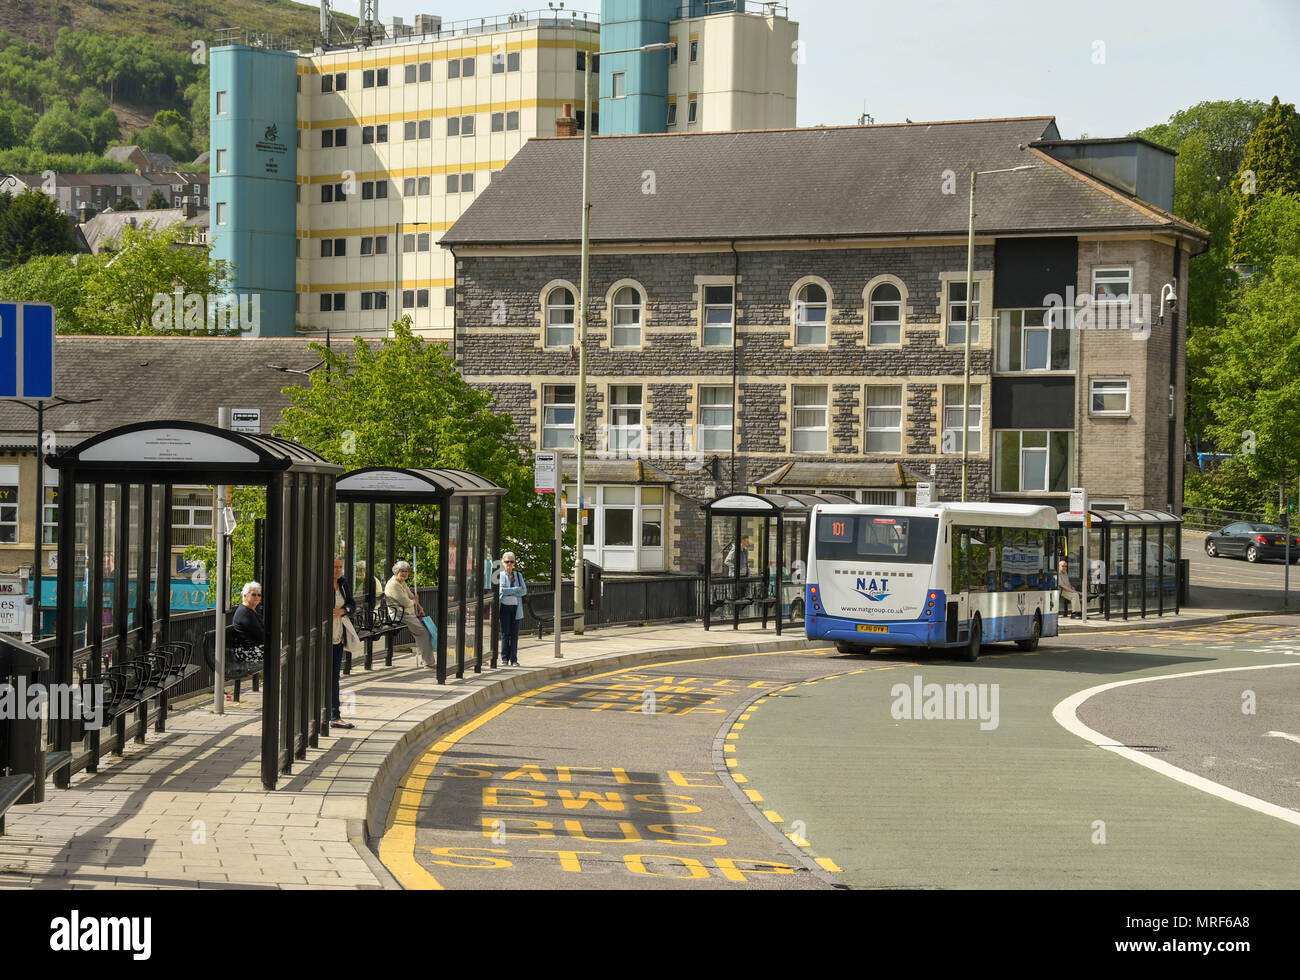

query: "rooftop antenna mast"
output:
320 0 339 44
357 0 380 43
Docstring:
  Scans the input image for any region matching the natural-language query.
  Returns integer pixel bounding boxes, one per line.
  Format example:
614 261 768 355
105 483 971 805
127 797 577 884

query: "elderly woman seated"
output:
231 581 266 651
1057 560 1082 617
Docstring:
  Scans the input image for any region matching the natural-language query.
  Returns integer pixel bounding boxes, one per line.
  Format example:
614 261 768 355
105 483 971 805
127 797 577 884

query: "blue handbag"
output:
421 615 438 645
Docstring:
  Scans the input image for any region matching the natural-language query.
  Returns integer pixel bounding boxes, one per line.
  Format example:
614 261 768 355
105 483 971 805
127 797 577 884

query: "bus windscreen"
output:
816 515 940 564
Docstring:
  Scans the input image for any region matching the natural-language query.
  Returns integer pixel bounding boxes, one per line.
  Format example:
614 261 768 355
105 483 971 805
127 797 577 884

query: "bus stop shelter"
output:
702 492 855 633
1058 509 1182 620
47 421 341 791
335 467 507 684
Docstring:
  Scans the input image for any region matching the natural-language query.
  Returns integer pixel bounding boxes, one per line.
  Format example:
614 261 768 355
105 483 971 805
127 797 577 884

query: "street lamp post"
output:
960 165 1034 502
573 39 675 633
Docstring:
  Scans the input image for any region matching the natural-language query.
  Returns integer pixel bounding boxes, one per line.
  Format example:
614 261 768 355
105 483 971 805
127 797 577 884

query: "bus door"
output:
949 525 970 642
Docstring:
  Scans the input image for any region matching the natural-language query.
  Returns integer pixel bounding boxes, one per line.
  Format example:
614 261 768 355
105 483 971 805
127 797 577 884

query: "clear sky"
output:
364 0 1298 138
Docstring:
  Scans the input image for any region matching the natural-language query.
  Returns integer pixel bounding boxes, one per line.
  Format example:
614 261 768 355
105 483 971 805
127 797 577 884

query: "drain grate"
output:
1104 744 1165 752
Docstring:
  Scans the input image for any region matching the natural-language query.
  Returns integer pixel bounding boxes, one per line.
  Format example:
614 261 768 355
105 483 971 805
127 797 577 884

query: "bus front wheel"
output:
960 615 982 662
1017 612 1041 652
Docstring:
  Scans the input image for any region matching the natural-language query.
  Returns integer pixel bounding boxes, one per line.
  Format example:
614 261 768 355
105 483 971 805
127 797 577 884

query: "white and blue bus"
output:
804 503 1060 660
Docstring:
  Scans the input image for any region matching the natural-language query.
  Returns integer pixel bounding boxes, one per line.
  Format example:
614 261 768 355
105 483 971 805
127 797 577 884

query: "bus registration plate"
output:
857 625 888 633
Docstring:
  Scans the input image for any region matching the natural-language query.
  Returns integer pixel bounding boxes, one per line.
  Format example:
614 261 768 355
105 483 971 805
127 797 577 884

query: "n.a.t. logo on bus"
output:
855 577 890 602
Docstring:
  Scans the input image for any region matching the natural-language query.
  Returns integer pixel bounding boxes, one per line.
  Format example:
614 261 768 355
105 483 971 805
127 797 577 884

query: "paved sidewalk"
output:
1057 605 1275 632
0 621 810 890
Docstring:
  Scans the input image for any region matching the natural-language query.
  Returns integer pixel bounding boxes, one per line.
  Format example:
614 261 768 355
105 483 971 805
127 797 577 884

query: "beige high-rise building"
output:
294 11 600 340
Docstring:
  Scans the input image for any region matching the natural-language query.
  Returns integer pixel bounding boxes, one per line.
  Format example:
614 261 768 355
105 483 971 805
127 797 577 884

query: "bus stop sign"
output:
0 302 55 399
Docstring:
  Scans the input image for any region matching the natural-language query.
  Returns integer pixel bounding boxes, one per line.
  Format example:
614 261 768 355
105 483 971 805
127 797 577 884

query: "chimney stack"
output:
181 195 197 219
556 102 578 138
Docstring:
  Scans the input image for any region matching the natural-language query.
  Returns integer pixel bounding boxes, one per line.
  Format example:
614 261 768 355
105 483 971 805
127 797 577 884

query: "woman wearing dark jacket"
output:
231 581 265 648
330 556 357 728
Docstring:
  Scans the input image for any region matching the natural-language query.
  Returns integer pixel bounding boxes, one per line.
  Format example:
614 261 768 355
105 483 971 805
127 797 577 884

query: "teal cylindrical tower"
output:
599 0 677 135
210 46 298 337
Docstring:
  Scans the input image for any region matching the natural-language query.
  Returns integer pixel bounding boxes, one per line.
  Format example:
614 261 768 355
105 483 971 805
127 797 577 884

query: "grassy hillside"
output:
0 0 355 52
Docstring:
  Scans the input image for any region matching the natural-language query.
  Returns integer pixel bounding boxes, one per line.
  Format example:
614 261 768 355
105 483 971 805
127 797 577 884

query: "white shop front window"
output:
569 485 666 573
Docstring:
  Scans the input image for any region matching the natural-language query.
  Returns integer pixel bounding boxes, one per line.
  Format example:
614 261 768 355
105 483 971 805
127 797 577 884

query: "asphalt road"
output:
1184 530 1300 610
376 617 1300 889
737 617 1300 889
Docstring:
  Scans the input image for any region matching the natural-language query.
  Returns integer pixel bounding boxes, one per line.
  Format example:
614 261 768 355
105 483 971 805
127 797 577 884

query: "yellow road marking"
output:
816 857 842 873
724 744 735 753
740 713 751 720
725 732 739 740
744 789 763 803
788 833 810 847
763 810 783 823
376 643 833 887
732 773 748 783
725 757 738 768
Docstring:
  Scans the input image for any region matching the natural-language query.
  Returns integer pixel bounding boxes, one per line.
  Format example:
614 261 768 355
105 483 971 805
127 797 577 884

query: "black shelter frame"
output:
47 421 341 791
1057 509 1182 620
702 492 855 633
335 467 507 685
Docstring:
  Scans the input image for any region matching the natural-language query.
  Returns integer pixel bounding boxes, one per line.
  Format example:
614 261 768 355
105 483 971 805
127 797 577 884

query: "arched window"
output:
796 282 828 345
545 287 575 347
611 285 642 348
869 283 901 345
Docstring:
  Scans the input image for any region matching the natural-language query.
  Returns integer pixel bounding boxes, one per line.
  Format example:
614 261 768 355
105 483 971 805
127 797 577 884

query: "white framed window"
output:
689 39 699 62
216 202 227 225
545 287 575 347
543 385 576 449
1090 378 1130 415
608 385 644 453
865 386 903 453
702 284 733 347
946 281 981 345
688 99 698 124
215 149 227 173
868 282 902 345
602 487 637 549
610 285 642 348
0 465 18 544
42 470 58 545
170 487 214 547
942 384 981 453
995 431 1073 493
792 385 828 453
795 282 828 346
215 91 228 115
698 386 733 452
1092 267 1132 301
666 101 678 126
612 72 626 98
996 309 1075 372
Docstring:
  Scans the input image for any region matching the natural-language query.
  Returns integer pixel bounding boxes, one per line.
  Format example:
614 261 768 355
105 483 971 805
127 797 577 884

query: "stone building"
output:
442 117 1209 574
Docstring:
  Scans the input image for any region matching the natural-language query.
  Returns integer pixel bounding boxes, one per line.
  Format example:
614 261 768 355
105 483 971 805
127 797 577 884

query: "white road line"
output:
1264 731 1300 746
1053 663 1300 829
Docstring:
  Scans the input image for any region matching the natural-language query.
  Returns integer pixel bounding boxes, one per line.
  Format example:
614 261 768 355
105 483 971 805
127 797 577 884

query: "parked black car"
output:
1204 522 1300 563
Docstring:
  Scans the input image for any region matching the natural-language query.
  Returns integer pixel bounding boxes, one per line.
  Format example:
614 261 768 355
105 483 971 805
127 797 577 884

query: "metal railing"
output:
1180 506 1267 532
680 1 789 18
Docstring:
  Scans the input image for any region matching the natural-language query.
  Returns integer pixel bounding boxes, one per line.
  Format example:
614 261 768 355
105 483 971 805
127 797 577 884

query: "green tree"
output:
1204 253 1300 514
29 99 90 155
146 189 168 209
0 189 76 269
113 195 138 211
74 222 228 333
0 252 90 332
276 322 557 577
1230 193 1300 269
1229 97 1300 262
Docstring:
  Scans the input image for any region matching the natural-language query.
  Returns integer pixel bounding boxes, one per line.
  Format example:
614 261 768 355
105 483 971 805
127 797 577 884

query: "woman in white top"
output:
385 560 435 668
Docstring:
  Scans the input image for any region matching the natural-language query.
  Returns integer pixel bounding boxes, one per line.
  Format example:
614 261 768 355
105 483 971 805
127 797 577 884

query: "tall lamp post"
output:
960 165 1034 502
573 39 675 633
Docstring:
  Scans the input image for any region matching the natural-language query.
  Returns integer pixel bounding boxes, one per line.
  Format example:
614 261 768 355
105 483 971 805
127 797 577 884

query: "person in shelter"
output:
385 560 434 668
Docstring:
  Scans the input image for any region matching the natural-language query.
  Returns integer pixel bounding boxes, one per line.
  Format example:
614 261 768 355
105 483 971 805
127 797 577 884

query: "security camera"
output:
1160 282 1176 309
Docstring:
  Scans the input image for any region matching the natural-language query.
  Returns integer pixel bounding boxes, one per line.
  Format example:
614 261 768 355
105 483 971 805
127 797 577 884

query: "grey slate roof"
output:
79 208 200 253
442 118 1208 247
0 337 352 445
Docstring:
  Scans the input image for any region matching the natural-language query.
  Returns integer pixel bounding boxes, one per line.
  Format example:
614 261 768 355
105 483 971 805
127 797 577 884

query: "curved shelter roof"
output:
46 420 341 484
336 466 507 502
702 491 857 515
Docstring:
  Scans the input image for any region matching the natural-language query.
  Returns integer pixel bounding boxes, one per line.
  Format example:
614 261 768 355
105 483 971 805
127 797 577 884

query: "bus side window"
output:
952 527 967 594
967 529 987 594
985 526 1003 593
